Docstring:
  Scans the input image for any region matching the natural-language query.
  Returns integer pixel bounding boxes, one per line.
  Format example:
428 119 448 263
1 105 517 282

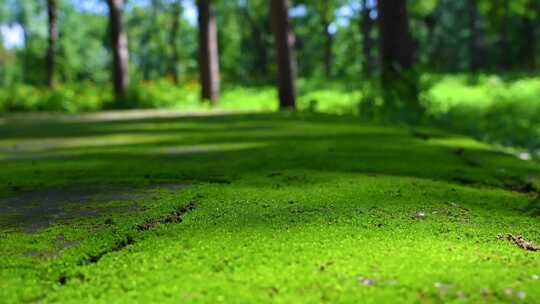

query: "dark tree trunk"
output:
46 0 58 88
169 0 182 84
321 1 333 77
322 22 333 77
360 0 375 77
377 0 420 120
500 0 511 69
197 0 220 104
468 0 482 72
378 0 414 71
322 27 333 77
107 0 129 102
270 0 297 110
524 21 536 71
524 0 537 72
423 14 436 66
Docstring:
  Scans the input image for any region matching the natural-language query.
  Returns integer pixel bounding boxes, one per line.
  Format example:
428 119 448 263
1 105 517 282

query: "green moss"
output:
0 112 539 303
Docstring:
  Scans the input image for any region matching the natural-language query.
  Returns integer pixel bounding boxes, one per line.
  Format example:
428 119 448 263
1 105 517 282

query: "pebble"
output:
358 277 376 286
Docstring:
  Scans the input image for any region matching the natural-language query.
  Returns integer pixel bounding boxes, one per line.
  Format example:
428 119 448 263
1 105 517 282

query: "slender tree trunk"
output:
322 23 333 77
360 0 375 77
378 0 414 71
322 27 333 77
468 0 482 72
525 21 536 71
377 0 420 120
270 0 297 110
321 1 333 77
500 0 511 69
107 0 129 102
423 14 436 66
46 0 58 88
197 0 220 104
524 0 537 72
169 0 182 84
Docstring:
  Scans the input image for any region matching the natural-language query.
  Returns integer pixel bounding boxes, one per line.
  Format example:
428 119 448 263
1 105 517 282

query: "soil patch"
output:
0 184 188 232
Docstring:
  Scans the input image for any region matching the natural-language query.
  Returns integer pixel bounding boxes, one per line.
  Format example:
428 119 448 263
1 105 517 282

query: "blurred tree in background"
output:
1 0 537 87
106 0 129 104
197 0 220 104
46 0 58 88
0 0 540 127
271 0 297 109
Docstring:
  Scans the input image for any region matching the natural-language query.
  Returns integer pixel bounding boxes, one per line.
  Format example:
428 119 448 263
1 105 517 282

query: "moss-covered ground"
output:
0 111 539 303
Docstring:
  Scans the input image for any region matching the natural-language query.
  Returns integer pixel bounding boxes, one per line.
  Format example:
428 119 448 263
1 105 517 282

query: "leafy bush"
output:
0 75 539 150
423 74 540 150
0 83 111 112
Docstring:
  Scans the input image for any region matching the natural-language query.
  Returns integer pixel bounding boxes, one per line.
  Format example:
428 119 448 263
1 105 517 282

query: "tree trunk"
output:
377 0 420 120
270 0 297 110
524 0 537 72
107 0 129 102
525 21 536 71
500 0 511 69
322 25 333 78
321 1 333 77
378 0 415 71
197 0 220 104
46 0 58 88
468 0 482 72
423 14 436 66
360 0 375 77
169 0 182 84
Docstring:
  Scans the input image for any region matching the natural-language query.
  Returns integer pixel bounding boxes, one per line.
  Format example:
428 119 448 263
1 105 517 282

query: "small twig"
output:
498 233 540 251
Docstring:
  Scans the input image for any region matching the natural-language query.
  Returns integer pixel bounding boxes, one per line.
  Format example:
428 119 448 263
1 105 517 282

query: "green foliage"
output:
1 74 539 150
1 0 538 85
424 74 540 149
0 0 538 150
122 79 201 110
408 0 438 17
0 83 112 112
56 5 109 82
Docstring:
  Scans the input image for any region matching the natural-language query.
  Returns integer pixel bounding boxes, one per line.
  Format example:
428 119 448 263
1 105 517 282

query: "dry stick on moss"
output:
498 233 540 251
137 202 197 231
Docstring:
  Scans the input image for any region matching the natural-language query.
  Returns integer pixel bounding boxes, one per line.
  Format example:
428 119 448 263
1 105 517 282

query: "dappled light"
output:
1 0 539 302
1 112 539 302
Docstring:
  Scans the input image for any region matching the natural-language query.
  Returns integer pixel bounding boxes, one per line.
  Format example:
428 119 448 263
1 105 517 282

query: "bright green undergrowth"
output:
0 113 539 303
0 79 361 114
1 74 539 149
422 74 540 149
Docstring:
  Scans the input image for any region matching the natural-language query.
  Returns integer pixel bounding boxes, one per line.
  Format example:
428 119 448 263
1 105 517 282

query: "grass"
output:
0 112 539 303
1 74 539 150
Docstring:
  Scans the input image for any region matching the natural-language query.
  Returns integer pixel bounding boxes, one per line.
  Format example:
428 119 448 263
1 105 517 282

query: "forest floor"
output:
1 111 539 303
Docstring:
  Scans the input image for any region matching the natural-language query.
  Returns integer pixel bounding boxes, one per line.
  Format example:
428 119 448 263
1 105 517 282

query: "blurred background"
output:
0 0 539 152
